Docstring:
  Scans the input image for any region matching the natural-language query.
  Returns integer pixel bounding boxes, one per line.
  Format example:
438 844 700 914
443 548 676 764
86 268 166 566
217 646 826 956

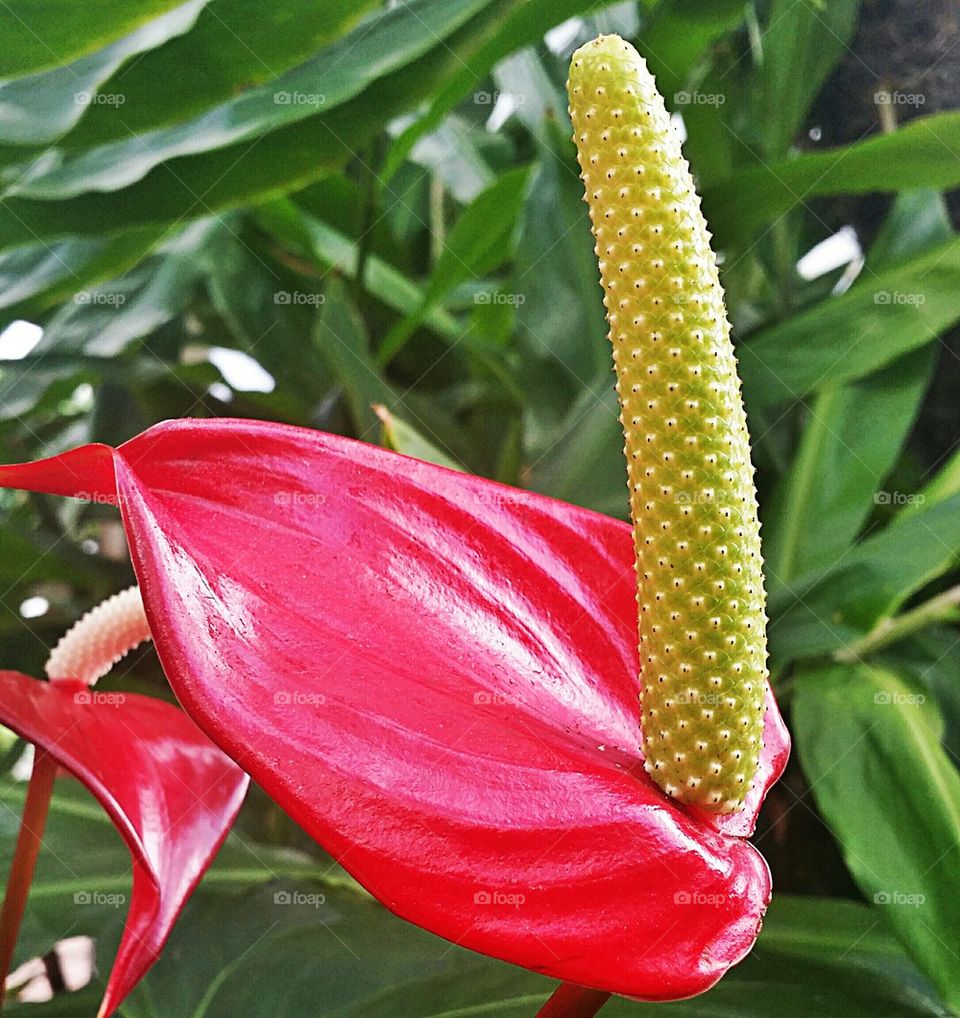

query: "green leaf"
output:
381 0 626 183
868 189 954 272
511 118 608 386
0 1 205 148
41 0 381 147
755 0 860 159
375 406 464 472
32 219 224 356
257 200 460 343
763 347 934 586
0 0 519 251
9 0 492 199
637 0 747 101
916 447 960 514
529 383 628 519
0 229 163 320
705 112 960 242
0 0 194 79
314 283 393 440
794 663 960 1011
739 235 960 408
378 166 530 364
770 492 960 660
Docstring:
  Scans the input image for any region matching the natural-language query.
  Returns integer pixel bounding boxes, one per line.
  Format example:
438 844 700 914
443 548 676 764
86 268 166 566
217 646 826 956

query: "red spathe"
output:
0 418 789 1000
0 671 247 1016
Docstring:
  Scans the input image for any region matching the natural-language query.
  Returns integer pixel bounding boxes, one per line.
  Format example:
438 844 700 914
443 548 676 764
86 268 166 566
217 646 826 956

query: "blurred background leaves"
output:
0 0 959 1013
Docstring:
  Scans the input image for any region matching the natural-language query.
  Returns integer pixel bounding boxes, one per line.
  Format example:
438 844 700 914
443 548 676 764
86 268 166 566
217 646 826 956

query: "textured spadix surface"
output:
0 671 247 1018
0 419 789 999
568 35 768 812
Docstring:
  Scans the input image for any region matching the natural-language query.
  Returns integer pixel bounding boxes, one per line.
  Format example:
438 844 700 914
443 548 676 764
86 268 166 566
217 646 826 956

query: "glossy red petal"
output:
0 420 789 1000
0 671 248 1017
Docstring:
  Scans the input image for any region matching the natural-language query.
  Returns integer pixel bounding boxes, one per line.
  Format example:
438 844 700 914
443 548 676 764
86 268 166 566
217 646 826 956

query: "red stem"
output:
535 983 612 1018
0 750 57 1010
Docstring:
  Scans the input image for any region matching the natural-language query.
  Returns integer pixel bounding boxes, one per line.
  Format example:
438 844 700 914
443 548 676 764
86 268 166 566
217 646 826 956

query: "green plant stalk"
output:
568 35 767 813
835 584 960 662
0 751 57 1010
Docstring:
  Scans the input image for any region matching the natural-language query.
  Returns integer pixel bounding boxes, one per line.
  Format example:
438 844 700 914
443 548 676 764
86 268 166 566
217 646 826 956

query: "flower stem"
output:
535 983 611 1018
0 750 57 1009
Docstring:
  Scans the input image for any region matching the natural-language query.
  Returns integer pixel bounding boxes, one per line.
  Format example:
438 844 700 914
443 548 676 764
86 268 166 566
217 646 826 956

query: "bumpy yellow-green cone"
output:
568 35 767 813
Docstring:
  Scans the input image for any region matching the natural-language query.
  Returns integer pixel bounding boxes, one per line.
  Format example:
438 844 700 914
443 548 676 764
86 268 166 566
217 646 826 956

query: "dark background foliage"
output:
0 0 958 1013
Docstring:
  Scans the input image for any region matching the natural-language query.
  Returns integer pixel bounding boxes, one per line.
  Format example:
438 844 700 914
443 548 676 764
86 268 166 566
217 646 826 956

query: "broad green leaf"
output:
756 0 860 159
868 189 953 272
381 0 626 183
378 167 530 364
794 663 960 1011
512 118 608 387
529 383 629 519
315 284 393 440
43 0 380 146
882 629 960 765
10 0 492 199
0 1 205 147
916 447 960 514
375 406 464 472
705 112 960 242
0 776 322 974
739 235 960 408
0 0 519 251
0 229 163 319
638 0 747 101
770 492 960 660
256 200 460 342
0 0 193 79
32 219 224 356
763 347 934 586
132 885 949 1017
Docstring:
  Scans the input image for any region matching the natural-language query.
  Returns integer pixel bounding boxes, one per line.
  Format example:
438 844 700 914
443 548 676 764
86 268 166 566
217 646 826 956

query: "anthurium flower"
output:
0 420 788 1001
0 657 247 1016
